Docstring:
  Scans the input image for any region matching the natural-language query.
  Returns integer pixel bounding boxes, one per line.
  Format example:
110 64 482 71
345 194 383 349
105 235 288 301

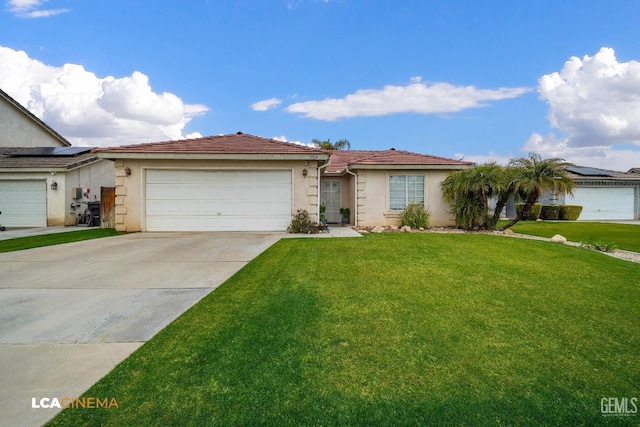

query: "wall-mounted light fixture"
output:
124 167 132 176
50 181 58 190
302 168 308 177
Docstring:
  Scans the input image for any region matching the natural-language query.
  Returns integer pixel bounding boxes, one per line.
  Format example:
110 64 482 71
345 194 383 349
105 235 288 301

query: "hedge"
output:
540 205 560 220
558 205 583 221
515 203 543 221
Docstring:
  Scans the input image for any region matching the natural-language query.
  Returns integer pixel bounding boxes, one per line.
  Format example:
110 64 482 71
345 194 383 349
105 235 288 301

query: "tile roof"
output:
0 147 101 170
325 149 472 173
95 133 328 156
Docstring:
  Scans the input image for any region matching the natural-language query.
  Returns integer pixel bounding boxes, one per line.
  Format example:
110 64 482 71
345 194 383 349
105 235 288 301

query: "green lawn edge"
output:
498 221 640 252
0 228 120 253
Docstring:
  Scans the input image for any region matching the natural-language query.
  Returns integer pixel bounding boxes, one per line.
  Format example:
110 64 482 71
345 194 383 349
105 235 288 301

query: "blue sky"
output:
2 0 640 170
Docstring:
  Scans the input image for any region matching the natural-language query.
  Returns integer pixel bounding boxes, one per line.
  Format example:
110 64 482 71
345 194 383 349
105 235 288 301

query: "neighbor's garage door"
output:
145 169 292 231
0 180 47 227
569 187 635 220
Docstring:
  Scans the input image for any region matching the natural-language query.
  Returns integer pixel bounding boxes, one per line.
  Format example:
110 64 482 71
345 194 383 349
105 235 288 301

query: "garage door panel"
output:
569 187 635 220
145 170 292 231
0 180 47 227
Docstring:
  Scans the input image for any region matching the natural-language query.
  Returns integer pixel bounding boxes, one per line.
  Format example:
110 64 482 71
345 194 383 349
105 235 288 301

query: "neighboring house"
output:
95 133 472 232
535 166 640 221
0 88 115 227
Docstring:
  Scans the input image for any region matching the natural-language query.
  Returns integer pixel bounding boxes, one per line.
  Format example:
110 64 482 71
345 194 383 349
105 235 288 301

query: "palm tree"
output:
501 153 575 230
312 138 351 150
441 162 505 230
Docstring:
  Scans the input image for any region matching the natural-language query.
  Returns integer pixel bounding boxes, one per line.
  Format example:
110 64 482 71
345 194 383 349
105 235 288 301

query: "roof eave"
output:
96 152 330 161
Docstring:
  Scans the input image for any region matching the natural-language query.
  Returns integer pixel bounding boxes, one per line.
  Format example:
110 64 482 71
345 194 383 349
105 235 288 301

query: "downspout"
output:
317 159 330 221
345 166 357 227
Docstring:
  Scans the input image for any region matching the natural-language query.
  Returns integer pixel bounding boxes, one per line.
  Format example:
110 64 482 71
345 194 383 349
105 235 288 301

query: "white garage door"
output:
569 187 635 220
145 169 292 231
0 180 47 227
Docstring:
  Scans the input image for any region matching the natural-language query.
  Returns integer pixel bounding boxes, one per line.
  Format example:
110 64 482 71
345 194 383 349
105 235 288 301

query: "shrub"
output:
540 205 560 220
399 203 430 229
515 203 542 221
287 210 319 234
558 205 583 220
582 240 618 252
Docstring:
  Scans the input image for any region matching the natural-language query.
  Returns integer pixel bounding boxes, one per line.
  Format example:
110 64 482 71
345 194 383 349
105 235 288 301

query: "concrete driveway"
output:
0 232 282 427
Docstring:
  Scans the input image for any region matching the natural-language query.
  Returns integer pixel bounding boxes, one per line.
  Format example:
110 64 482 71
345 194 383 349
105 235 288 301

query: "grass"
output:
48 234 639 426
499 221 640 252
0 228 119 253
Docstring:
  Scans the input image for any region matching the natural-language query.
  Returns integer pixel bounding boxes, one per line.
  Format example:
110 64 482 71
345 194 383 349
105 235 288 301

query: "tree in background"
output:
312 138 351 150
441 154 575 231
501 153 575 230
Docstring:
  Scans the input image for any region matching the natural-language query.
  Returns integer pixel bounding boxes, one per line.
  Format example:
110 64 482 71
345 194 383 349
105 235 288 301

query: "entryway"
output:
321 180 341 223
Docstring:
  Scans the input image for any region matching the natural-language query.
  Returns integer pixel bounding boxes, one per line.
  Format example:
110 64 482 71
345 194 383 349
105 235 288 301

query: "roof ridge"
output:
0 87 71 147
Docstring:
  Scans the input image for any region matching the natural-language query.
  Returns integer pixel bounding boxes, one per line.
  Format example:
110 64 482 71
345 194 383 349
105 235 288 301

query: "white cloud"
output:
538 47 640 147
0 45 209 147
6 0 70 18
522 47 640 171
251 97 282 111
284 78 532 121
272 135 316 147
521 132 640 171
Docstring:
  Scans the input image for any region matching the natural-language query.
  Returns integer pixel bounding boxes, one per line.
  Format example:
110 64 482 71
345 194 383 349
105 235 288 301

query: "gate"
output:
100 186 116 229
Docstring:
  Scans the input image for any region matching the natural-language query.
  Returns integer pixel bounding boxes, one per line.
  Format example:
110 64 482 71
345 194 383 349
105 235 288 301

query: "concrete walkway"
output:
0 232 282 427
283 225 362 238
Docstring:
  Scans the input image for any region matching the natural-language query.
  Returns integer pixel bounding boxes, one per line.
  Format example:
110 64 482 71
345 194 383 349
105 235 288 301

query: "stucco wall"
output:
355 169 455 228
0 97 66 148
113 159 321 232
63 160 116 226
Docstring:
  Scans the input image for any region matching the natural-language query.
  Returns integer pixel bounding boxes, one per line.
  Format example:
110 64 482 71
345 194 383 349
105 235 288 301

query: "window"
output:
389 175 424 210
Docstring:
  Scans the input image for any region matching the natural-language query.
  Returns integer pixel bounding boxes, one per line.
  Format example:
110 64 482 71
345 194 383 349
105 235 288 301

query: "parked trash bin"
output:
87 201 101 227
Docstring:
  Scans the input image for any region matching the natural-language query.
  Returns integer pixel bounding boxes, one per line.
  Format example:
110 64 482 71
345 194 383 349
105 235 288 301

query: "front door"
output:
321 180 341 223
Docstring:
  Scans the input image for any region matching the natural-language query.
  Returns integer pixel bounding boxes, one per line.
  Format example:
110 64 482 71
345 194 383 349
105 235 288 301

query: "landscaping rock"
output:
503 229 514 235
372 225 385 233
418 227 425 231
551 234 567 243
401 225 412 233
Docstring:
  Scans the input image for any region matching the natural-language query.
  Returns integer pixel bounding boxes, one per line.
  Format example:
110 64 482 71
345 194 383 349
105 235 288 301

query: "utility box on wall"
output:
72 187 91 202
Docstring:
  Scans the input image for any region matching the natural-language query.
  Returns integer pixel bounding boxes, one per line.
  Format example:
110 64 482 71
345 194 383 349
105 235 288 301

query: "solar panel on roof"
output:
565 166 613 177
9 147 92 157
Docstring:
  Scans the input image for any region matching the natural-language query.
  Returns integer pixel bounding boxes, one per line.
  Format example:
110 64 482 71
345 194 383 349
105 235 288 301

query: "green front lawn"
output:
500 221 640 252
0 228 119 253
49 234 639 426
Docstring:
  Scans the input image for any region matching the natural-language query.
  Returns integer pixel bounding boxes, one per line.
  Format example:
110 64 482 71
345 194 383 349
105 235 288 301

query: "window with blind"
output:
389 175 425 210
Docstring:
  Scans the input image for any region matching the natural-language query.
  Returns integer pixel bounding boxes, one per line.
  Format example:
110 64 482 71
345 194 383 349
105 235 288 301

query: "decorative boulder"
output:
503 229 515 235
401 225 412 233
372 225 385 233
551 234 567 244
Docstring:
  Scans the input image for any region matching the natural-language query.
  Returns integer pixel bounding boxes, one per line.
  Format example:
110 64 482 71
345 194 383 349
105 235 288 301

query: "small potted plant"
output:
319 205 328 230
339 207 350 224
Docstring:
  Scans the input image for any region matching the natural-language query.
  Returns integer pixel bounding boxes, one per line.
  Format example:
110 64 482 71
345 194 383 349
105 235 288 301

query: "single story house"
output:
0 88 115 227
95 133 472 232
535 166 640 221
